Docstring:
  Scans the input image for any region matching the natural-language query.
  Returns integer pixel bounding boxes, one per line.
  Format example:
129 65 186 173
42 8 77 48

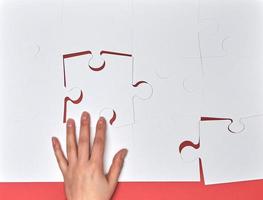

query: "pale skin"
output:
51 111 128 200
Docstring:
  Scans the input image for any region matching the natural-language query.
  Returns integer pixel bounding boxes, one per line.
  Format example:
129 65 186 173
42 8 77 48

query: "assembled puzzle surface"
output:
0 0 263 184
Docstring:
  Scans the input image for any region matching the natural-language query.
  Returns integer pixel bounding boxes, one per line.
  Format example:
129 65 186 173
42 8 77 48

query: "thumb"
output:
107 149 128 187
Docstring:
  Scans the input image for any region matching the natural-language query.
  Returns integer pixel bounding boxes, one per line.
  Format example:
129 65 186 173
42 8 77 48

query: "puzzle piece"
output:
180 116 263 185
201 56 263 132
130 114 200 181
132 0 201 62
63 51 153 127
132 56 203 118
199 0 263 58
61 0 133 69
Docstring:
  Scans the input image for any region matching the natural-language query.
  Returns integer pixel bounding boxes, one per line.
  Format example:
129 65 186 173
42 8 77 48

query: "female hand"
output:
52 111 128 200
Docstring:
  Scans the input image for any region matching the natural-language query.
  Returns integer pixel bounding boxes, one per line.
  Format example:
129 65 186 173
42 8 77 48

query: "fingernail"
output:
98 117 105 126
67 119 74 127
82 112 88 120
121 149 128 159
52 137 57 147
99 117 104 123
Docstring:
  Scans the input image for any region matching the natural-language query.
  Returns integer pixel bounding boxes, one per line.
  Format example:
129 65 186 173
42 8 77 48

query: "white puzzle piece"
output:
61 0 133 69
180 116 263 185
132 57 204 118
63 51 153 127
199 0 263 58
202 56 263 131
132 0 201 69
130 114 200 181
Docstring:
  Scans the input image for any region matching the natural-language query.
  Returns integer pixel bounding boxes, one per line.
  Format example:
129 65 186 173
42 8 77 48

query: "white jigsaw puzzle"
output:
1 0 263 185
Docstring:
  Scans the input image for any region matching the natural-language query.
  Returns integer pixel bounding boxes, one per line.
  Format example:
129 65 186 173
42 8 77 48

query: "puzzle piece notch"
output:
228 118 245 133
88 51 106 72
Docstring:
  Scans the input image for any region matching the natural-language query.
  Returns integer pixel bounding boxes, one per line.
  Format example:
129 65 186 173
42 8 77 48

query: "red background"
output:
1 162 263 200
1 180 263 200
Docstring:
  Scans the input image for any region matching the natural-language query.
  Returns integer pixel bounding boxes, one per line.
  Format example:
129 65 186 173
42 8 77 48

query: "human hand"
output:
52 111 128 200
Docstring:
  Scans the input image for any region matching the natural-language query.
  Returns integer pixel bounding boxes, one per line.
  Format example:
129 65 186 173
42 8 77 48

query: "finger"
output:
52 137 68 174
90 117 106 168
66 118 78 164
107 149 128 187
78 111 91 162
